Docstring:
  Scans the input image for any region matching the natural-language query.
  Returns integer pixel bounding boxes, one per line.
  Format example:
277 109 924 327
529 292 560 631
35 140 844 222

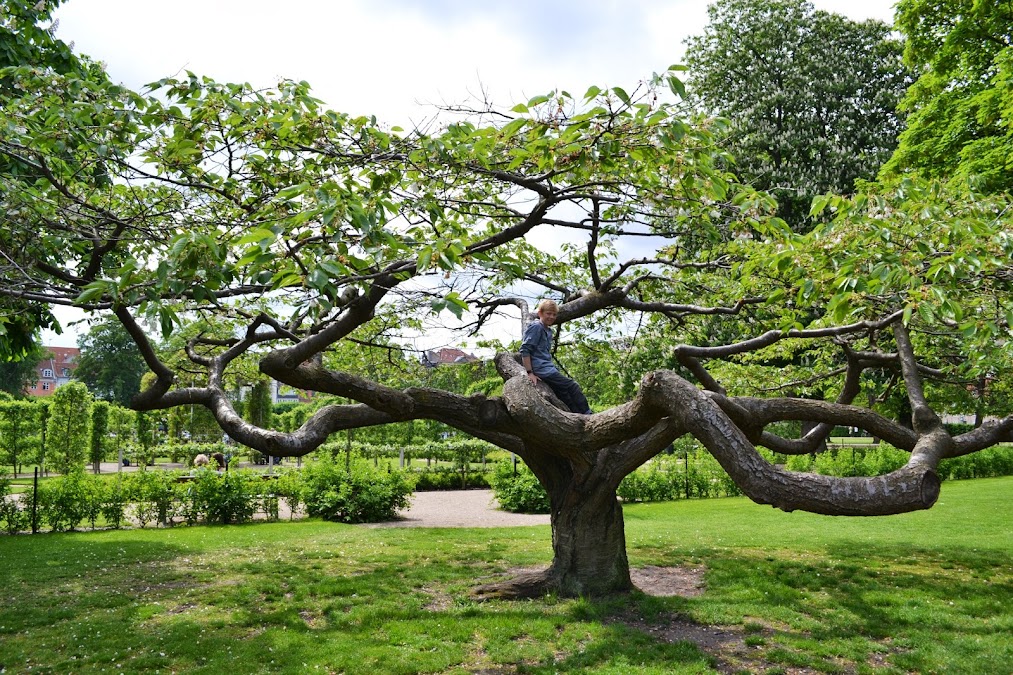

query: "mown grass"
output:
0 477 1009 674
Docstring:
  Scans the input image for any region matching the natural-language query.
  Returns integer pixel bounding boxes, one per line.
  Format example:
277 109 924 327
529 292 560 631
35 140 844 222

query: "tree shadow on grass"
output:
0 531 713 673
3 530 1008 674
619 540 1012 673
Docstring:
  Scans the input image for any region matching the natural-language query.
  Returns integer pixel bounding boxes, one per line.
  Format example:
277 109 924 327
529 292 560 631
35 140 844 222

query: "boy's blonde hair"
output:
536 299 558 314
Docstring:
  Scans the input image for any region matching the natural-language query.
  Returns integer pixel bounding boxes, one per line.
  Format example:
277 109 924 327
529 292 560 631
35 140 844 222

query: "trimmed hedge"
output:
788 443 1013 481
412 467 490 491
488 441 1013 512
0 461 414 533
320 439 496 465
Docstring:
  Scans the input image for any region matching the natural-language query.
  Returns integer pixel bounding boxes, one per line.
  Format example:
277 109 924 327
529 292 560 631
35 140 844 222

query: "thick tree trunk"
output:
473 355 676 600
547 479 632 595
474 474 632 599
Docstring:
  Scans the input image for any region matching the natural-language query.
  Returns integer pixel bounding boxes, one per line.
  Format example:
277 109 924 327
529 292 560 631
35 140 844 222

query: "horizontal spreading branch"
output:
641 371 942 516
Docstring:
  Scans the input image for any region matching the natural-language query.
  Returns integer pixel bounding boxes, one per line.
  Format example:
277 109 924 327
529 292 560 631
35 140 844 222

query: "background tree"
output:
167 402 222 444
107 404 135 467
89 400 109 473
245 379 273 430
75 319 148 405
2 24 1013 600
135 410 154 467
36 398 51 474
0 398 40 475
45 381 92 474
879 0 1013 192
0 342 43 396
684 0 911 229
0 1 79 81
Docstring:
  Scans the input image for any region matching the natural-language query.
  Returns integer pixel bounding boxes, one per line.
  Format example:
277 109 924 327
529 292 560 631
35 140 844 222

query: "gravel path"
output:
369 489 551 528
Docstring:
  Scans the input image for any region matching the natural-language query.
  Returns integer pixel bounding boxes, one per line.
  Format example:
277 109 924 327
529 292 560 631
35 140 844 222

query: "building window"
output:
62 368 70 377
42 368 53 378
42 382 51 391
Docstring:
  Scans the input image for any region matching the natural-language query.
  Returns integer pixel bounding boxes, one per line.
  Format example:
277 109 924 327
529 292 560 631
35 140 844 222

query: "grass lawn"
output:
0 477 1009 674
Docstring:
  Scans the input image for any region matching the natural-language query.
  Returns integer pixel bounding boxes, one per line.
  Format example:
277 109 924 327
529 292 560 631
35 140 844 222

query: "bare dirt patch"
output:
631 564 706 597
621 566 823 674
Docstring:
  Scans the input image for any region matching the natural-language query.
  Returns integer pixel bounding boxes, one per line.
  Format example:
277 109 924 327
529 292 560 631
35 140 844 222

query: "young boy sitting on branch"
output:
519 299 593 415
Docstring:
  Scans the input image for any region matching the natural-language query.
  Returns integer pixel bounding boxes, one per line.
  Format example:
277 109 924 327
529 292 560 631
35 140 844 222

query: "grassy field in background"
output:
0 477 1009 673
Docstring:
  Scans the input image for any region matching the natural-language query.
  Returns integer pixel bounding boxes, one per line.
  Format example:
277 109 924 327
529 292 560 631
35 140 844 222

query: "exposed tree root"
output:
471 568 558 600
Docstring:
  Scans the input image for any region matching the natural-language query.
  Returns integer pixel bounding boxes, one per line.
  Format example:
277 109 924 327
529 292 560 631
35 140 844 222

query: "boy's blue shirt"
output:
519 320 558 376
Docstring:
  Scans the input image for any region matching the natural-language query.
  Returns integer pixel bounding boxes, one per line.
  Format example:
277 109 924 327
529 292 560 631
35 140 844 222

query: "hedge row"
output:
319 439 498 465
488 461 550 513
412 467 491 491
786 443 1013 480
490 443 1013 512
0 458 413 534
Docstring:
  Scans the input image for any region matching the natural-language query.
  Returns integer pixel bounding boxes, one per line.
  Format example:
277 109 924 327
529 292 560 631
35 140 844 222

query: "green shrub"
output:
618 469 680 503
81 474 105 529
489 460 550 513
302 457 414 523
944 422 975 436
616 448 745 502
126 470 178 527
0 477 29 534
863 445 909 476
939 445 1013 480
177 469 262 525
785 453 815 472
36 471 91 532
101 477 129 530
201 470 259 525
274 468 305 520
0 496 28 534
412 467 491 491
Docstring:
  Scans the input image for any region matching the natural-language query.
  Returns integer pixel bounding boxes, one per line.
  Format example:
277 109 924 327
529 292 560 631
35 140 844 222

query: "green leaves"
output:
809 194 831 217
666 74 687 99
883 0 1013 193
430 292 469 320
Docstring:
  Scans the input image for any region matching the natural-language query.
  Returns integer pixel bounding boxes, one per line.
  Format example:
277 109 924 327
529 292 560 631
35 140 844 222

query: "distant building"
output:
422 347 479 367
25 346 80 397
271 380 314 405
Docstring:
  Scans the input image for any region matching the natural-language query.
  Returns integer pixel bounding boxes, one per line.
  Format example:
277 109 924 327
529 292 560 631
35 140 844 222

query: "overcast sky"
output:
54 0 898 127
42 0 900 348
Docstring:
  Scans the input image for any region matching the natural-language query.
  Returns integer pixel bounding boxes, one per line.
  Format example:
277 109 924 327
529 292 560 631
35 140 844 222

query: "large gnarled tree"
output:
2 56 1013 597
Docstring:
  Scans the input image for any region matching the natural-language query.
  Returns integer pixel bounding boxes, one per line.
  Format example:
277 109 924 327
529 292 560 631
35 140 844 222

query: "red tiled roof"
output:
24 346 81 397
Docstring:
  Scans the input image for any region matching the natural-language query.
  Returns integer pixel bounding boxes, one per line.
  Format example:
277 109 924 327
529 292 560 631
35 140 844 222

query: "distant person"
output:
193 454 209 468
211 452 227 471
519 299 593 415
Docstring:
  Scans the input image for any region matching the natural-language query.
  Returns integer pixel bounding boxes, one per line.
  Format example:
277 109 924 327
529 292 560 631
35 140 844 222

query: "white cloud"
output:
56 0 895 124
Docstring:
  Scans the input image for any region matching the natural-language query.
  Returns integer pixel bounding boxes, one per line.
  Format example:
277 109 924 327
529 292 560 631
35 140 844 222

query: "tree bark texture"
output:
474 466 632 599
